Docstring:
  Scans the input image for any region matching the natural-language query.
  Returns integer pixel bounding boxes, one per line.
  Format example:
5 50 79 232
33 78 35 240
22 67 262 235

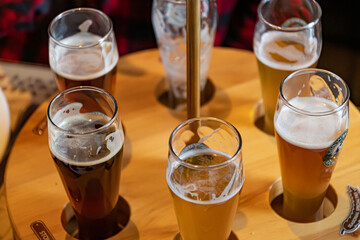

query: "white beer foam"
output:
51 129 123 167
254 30 319 71
50 32 118 81
49 104 124 166
52 102 83 125
167 148 243 205
275 96 347 150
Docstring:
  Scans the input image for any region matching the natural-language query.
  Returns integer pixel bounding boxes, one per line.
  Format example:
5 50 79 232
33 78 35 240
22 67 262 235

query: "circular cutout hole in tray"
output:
269 178 337 223
61 196 130 239
155 77 215 110
173 231 239 240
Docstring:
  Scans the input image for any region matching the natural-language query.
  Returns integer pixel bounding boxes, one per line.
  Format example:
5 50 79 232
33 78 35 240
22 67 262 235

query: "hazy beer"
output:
254 31 319 134
253 0 322 134
274 69 349 223
168 118 244 240
49 8 119 93
48 87 124 239
169 149 240 240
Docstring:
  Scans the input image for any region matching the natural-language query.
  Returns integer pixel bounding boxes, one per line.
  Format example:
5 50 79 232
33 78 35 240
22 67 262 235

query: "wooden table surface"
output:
5 48 360 239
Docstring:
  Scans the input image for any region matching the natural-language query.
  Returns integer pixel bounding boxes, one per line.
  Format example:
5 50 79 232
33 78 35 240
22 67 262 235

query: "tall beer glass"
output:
49 8 118 93
47 86 124 239
168 117 244 240
274 69 349 223
254 0 322 134
152 0 217 109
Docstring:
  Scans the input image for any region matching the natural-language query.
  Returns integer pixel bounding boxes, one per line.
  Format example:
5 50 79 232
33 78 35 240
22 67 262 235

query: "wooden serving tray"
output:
5 48 360 239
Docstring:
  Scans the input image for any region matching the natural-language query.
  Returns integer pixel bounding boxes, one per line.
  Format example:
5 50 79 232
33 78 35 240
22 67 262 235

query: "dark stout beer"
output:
50 111 124 239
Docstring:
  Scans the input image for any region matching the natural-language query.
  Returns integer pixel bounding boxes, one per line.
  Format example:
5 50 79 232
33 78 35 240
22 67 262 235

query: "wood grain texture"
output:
5 48 360 239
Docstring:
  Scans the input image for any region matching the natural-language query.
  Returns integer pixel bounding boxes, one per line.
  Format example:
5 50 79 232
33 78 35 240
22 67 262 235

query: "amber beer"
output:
254 31 319 134
49 8 119 94
168 148 243 240
275 96 348 222
50 32 118 93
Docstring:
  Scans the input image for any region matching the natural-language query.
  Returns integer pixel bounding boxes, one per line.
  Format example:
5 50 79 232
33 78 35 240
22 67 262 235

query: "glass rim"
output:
257 0 322 32
279 68 350 117
48 7 114 49
168 117 242 170
161 0 216 3
47 86 118 136
163 0 186 4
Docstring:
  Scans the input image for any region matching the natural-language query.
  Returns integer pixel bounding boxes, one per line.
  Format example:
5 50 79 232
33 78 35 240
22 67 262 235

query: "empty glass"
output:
152 0 217 109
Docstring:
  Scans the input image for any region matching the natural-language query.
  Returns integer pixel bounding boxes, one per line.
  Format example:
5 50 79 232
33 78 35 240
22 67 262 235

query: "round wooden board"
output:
5 48 360 239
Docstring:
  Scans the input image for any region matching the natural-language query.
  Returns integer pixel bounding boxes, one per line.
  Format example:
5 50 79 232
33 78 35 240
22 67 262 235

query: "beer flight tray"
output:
5 48 360 239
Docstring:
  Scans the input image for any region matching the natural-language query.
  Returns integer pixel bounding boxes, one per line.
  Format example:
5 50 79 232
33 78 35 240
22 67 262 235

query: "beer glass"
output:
168 117 244 240
253 0 322 134
152 0 217 109
47 86 124 239
274 69 349 223
49 8 118 94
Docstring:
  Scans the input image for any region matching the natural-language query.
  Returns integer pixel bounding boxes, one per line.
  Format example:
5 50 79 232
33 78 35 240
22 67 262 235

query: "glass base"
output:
173 231 239 240
61 196 130 239
269 179 337 223
254 100 274 135
155 77 215 110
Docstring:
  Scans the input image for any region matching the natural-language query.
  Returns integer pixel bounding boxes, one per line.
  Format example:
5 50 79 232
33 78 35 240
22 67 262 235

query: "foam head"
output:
275 96 347 149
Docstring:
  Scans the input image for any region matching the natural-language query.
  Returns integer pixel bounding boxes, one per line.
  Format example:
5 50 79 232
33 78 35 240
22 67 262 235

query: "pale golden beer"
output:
49 8 119 93
255 31 319 134
253 0 322 134
169 150 240 240
168 118 244 240
274 69 349 223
